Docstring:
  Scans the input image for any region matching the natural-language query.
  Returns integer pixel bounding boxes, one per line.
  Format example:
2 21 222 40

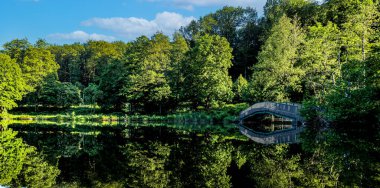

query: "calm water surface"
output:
1 120 379 187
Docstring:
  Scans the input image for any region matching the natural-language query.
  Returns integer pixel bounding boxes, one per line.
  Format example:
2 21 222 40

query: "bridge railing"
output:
240 102 302 119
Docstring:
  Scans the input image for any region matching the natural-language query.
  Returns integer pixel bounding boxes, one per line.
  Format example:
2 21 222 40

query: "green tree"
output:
49 43 85 83
81 40 126 85
122 142 171 188
97 60 128 111
233 74 248 102
321 0 363 27
301 22 341 98
96 37 149 111
122 33 172 113
248 15 305 102
83 83 102 105
34 39 50 48
2 38 31 59
184 34 234 108
0 54 27 112
3 39 60 92
38 78 82 108
342 0 378 61
181 6 259 79
261 0 319 40
247 145 303 187
0 129 60 187
168 32 189 104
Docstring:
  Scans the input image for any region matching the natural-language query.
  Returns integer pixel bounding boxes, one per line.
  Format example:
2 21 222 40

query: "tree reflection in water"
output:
0 126 60 188
1 120 379 187
243 114 294 133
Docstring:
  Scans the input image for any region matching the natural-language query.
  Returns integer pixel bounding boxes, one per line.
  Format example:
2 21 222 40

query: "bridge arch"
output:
239 102 306 144
240 102 304 125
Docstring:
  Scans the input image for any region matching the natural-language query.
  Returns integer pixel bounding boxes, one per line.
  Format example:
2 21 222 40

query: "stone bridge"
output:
239 102 305 144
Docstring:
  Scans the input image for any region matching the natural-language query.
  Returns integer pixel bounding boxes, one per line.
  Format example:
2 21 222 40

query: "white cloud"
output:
82 12 195 40
48 31 116 42
146 0 267 14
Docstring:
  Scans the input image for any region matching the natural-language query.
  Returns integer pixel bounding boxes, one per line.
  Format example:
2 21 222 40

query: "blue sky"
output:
1 0 267 46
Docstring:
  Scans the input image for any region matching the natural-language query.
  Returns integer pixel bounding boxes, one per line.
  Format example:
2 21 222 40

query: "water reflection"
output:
0 128 60 187
242 114 294 133
2 121 247 187
0 120 379 187
240 114 303 144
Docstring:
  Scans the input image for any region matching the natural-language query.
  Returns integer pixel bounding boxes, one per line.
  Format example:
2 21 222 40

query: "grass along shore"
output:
1 103 248 124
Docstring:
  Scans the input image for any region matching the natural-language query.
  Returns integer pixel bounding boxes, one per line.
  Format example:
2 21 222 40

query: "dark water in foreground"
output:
1 121 379 187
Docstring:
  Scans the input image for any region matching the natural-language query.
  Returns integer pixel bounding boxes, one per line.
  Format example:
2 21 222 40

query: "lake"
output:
1 120 379 187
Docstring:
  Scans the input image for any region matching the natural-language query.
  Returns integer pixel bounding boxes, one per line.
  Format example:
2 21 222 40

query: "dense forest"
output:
1 0 380 187
0 0 379 116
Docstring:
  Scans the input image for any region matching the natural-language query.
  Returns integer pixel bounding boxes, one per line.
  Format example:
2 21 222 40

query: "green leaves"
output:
180 6 259 78
0 129 60 187
233 74 248 102
301 22 341 97
121 33 172 112
83 83 102 105
0 54 27 112
184 34 234 108
0 39 60 112
122 142 171 188
246 144 303 188
248 15 305 102
37 78 82 108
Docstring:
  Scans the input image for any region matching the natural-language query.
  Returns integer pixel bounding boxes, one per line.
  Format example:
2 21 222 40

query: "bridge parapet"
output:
240 102 303 122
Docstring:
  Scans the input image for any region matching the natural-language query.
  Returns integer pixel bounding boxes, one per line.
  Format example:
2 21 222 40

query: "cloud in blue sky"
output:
2 0 267 45
146 0 266 11
48 31 116 42
81 12 195 40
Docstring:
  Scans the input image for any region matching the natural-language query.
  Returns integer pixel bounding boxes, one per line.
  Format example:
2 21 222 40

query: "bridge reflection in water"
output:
239 102 305 144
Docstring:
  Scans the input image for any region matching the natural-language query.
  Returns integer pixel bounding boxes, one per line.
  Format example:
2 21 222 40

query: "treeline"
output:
1 0 379 118
0 34 233 113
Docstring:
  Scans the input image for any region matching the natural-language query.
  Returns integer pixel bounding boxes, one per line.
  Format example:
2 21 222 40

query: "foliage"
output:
341 0 378 61
183 34 234 108
208 103 249 122
246 144 303 187
83 83 102 105
0 54 27 112
0 129 60 187
49 43 85 84
81 40 126 85
3 39 59 92
96 59 128 110
122 142 171 188
38 78 82 108
301 22 341 97
180 6 260 78
120 34 173 113
232 74 248 102
168 32 189 103
247 15 305 102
